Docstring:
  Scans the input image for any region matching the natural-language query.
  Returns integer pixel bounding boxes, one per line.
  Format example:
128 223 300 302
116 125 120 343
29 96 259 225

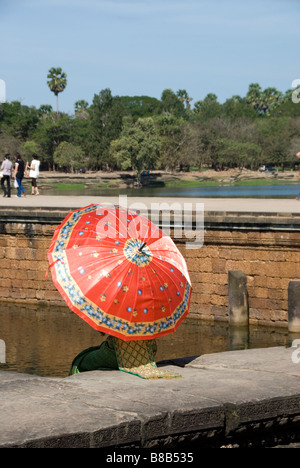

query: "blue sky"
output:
1 0 299 114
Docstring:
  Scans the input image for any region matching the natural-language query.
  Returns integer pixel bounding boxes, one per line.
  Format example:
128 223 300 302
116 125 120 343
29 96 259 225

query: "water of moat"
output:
46 183 300 198
0 302 296 378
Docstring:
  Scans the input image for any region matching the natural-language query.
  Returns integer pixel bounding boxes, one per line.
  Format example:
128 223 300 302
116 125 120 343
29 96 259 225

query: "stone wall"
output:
181 229 300 326
0 212 299 327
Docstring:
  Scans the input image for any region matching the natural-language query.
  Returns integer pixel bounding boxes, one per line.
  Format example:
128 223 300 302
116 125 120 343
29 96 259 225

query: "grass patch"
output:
54 183 86 191
235 178 299 186
162 178 299 189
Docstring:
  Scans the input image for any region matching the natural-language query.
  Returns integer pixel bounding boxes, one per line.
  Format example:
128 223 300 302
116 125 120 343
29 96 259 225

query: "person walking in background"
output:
0 154 13 198
27 153 40 195
13 153 26 197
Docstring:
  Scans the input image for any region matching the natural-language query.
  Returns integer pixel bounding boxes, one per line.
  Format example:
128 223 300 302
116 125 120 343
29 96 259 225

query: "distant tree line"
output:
1 79 300 180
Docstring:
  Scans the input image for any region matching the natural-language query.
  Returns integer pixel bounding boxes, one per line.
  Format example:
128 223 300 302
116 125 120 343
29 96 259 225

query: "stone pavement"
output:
1 195 300 213
0 346 299 448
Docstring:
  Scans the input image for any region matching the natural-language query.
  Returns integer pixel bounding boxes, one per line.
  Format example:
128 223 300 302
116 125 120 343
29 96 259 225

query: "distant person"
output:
0 154 13 198
13 153 26 197
27 153 40 195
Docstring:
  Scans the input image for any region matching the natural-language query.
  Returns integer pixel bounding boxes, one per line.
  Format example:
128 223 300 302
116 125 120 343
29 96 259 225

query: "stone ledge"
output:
0 207 300 232
1 347 299 448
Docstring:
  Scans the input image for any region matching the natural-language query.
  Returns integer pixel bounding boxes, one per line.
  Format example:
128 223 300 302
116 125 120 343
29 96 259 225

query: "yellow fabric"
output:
112 337 182 379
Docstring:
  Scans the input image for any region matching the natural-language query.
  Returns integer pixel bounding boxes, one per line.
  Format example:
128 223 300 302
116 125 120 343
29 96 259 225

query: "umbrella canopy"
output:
47 203 192 341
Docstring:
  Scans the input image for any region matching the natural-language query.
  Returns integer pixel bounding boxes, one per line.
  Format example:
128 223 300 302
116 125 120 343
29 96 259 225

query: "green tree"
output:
110 117 161 185
176 89 193 110
269 89 300 118
22 140 41 162
255 116 291 167
118 96 161 120
0 101 40 139
160 89 185 117
69 117 91 164
246 83 282 115
262 87 283 113
33 114 72 169
156 114 185 171
190 118 236 169
38 104 53 116
89 89 124 169
193 94 222 120
221 95 257 120
47 67 67 113
53 141 85 172
0 131 22 157
74 100 89 119
214 138 261 169
246 83 262 112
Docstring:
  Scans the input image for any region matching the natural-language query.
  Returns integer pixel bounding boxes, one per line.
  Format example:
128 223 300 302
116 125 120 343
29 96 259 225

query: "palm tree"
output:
176 89 193 110
246 83 282 114
47 67 67 113
246 83 262 112
74 100 89 119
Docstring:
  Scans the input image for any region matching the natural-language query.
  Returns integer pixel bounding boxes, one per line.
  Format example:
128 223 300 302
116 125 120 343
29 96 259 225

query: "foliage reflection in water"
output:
0 302 291 378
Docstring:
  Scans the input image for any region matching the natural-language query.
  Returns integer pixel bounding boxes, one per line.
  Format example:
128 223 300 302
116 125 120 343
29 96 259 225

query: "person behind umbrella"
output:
13 153 26 197
47 203 190 380
1 154 13 198
69 333 182 380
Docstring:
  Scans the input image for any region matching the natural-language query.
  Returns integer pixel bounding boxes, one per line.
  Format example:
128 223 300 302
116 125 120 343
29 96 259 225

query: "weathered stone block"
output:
228 270 249 326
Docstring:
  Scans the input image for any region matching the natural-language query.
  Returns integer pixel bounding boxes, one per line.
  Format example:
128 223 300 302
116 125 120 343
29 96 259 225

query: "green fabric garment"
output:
69 336 118 375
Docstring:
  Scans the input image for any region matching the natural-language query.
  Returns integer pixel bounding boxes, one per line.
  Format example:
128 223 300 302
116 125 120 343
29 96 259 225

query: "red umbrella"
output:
47 203 192 341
